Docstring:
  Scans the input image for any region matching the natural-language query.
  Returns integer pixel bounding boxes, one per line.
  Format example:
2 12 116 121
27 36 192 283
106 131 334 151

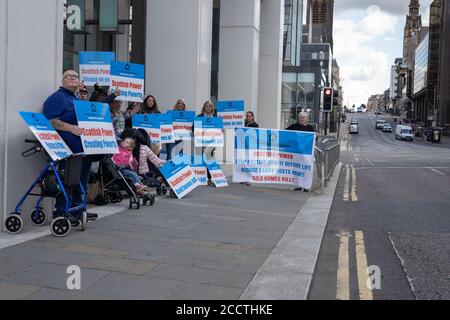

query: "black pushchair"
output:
97 156 155 209
5 139 88 237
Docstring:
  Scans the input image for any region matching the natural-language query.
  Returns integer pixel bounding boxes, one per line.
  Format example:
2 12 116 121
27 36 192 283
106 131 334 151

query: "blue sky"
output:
327 0 433 107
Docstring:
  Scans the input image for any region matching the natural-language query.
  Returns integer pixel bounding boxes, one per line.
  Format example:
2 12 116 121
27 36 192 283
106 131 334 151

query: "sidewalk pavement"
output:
0 165 341 300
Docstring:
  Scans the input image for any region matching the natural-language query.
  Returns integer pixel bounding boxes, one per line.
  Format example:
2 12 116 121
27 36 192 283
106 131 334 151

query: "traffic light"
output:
333 89 340 106
323 87 333 112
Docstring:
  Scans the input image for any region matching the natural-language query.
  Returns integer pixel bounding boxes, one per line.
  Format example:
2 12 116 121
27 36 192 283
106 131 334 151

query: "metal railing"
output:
315 137 340 190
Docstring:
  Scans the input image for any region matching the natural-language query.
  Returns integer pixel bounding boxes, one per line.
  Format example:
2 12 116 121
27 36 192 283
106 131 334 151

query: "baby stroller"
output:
97 156 155 209
4 140 88 237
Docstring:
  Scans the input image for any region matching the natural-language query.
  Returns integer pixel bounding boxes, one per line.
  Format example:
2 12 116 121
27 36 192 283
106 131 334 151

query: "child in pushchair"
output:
103 137 155 209
122 128 177 198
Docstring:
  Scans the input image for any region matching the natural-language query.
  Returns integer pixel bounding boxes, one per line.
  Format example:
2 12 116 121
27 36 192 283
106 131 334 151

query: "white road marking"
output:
343 165 350 201
428 168 446 176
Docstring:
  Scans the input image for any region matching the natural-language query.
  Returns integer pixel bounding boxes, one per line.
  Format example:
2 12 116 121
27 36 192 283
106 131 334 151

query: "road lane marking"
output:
428 167 446 176
351 165 358 202
336 231 351 300
343 165 350 201
355 231 373 300
387 232 417 299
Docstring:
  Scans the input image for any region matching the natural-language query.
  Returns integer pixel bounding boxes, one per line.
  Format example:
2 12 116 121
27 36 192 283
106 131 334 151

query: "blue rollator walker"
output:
4 139 88 237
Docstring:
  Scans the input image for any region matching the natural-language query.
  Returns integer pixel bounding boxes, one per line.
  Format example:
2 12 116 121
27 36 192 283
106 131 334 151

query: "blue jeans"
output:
54 156 93 216
120 168 142 186
165 140 183 161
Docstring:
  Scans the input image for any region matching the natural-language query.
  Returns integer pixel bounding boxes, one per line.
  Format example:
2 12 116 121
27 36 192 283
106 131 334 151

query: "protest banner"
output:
74 101 119 155
19 112 73 161
160 161 200 199
216 100 245 129
206 161 228 188
110 61 144 102
132 114 161 145
79 51 115 86
159 113 175 144
189 155 208 186
169 111 196 141
233 128 316 189
194 117 224 147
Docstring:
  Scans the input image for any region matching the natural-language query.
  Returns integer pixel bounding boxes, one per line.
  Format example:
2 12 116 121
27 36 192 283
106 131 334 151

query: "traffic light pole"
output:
324 112 328 136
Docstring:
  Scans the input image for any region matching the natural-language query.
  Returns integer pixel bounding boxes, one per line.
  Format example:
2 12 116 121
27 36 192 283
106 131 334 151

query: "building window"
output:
320 2 327 23
312 1 320 23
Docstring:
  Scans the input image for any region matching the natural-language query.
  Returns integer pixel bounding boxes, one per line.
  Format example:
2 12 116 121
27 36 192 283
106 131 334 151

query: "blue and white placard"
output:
74 101 119 155
19 112 72 161
110 61 144 102
216 100 245 129
79 51 115 86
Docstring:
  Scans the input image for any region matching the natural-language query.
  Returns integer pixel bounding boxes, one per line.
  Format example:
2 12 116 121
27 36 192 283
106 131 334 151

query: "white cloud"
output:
334 7 397 106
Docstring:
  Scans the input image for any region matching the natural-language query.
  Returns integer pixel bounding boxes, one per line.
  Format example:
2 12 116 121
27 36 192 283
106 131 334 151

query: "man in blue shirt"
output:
43 70 98 222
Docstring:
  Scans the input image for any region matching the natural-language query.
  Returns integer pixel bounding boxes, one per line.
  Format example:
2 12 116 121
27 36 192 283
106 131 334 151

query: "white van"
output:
395 125 414 141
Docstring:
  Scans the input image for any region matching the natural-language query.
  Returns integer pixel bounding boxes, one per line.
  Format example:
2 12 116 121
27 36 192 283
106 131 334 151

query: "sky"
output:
328 0 433 107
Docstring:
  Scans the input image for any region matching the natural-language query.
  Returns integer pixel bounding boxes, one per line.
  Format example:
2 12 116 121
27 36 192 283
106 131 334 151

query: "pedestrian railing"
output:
315 137 340 191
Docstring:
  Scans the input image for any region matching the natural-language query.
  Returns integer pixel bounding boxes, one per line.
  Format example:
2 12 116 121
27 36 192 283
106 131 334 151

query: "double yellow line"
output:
343 164 358 202
336 230 373 300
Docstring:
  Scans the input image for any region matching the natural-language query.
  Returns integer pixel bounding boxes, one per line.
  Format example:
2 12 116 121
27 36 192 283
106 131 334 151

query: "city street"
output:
309 112 450 300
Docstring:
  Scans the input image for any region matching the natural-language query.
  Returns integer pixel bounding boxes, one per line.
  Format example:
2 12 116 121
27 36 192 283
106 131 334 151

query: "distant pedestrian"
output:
286 112 315 192
245 111 259 128
286 112 315 132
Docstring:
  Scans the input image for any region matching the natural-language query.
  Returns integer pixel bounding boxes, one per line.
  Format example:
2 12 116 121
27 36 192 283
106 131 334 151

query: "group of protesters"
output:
42 69 315 219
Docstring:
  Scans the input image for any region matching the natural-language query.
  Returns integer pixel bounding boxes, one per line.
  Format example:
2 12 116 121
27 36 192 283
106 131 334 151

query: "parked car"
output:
375 120 386 129
382 123 392 132
395 125 414 141
357 107 363 113
350 119 358 125
349 123 359 134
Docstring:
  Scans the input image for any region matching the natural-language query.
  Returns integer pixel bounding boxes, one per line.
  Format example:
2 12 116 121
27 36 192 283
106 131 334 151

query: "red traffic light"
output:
324 88 333 97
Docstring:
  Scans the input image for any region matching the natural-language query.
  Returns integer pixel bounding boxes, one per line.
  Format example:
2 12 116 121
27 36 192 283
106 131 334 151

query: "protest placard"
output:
79 51 115 86
19 112 73 161
110 61 144 102
194 117 224 147
160 113 175 144
169 111 196 141
190 155 208 186
132 114 161 145
216 100 245 129
233 128 316 189
207 161 228 188
74 101 119 155
160 161 200 199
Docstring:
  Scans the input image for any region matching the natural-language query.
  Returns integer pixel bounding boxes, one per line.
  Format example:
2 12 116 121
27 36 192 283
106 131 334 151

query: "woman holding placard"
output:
197 100 219 187
141 95 161 115
165 99 187 161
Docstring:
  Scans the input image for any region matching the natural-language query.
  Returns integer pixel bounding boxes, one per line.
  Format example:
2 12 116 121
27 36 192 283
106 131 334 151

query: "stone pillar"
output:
0 0 64 230
146 0 213 112
257 0 284 129
218 0 261 114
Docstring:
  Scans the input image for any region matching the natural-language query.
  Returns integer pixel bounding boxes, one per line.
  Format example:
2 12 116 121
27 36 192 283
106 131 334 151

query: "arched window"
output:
320 1 328 23
312 1 320 23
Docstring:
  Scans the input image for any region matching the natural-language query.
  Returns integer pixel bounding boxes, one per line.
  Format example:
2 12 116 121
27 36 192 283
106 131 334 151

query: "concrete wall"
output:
257 0 284 129
0 0 64 230
146 0 213 112
218 0 261 114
